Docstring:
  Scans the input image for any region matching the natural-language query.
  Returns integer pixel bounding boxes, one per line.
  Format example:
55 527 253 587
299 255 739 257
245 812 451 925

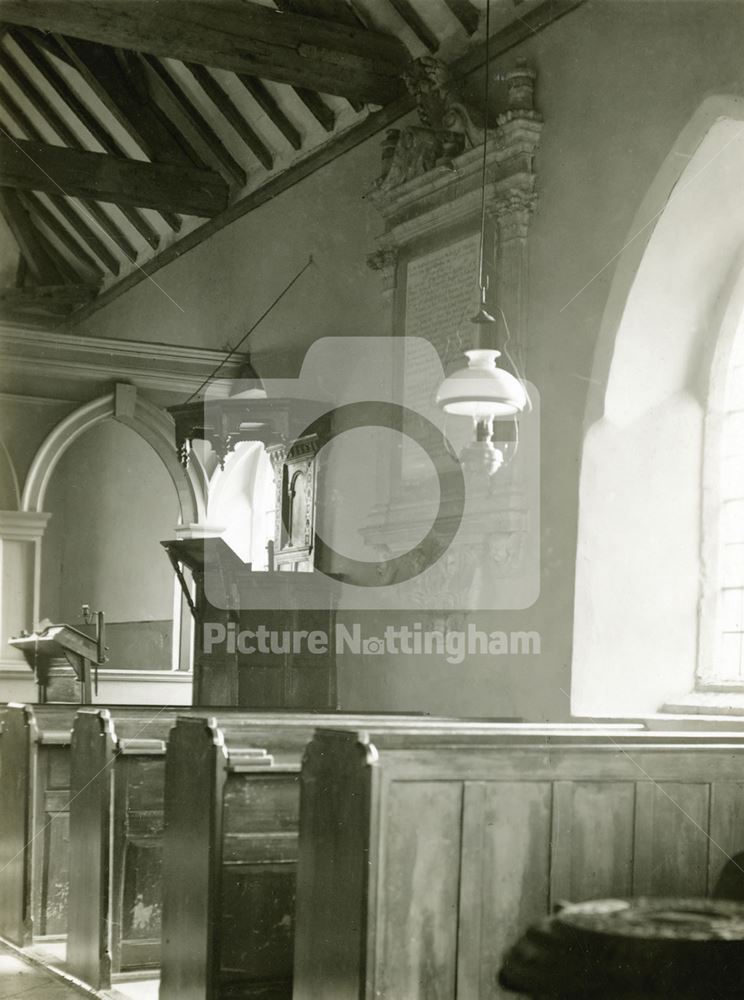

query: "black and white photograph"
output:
1 1 744 997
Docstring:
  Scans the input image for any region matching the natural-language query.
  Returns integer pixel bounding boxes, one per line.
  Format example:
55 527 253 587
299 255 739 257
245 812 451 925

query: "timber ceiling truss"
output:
0 0 584 327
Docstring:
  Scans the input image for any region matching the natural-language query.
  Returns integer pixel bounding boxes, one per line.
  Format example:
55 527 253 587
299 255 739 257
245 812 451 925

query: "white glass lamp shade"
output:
435 349 527 418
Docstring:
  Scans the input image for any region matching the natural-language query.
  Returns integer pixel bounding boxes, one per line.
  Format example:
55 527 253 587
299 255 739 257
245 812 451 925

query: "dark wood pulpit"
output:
162 537 339 709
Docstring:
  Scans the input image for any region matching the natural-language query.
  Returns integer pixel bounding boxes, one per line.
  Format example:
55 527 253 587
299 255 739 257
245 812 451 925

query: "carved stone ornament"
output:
366 56 541 251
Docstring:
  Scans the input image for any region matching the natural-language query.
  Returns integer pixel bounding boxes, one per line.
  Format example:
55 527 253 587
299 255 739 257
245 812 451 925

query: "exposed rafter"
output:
442 0 480 36
0 0 410 105
388 0 440 52
294 89 336 133
0 188 61 285
0 0 587 328
55 34 200 169
143 55 248 189
0 69 124 272
18 191 106 281
185 64 274 171
9 29 167 247
0 136 230 217
236 76 302 151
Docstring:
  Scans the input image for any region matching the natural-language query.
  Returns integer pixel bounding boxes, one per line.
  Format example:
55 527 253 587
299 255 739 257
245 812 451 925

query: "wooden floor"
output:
0 941 158 1000
0 940 90 1000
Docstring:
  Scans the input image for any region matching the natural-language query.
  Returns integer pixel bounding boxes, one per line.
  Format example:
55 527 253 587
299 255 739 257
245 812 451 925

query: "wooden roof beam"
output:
0 77 120 274
18 191 106 281
236 76 302 151
1 1 410 105
0 47 136 261
0 187 61 284
9 29 175 243
185 63 274 171
294 89 336 133
442 0 480 36
272 0 365 111
387 0 440 52
55 34 201 169
143 55 247 189
0 135 230 216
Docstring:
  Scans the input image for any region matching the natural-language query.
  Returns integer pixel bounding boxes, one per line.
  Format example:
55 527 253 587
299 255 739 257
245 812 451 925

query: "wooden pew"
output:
0 703 77 945
66 708 453 990
293 727 744 1000
159 718 643 1000
0 703 183 953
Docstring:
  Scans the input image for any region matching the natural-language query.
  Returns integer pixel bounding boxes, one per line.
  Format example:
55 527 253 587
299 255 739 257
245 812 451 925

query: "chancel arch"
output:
16 387 206 672
573 96 744 716
20 386 206 523
39 415 185 671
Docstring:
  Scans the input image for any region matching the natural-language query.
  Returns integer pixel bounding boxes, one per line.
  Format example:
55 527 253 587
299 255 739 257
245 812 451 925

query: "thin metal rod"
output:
476 0 491 299
184 255 315 402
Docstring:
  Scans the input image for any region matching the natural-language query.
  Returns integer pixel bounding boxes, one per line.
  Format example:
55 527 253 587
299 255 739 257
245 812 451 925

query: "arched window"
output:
572 101 744 717
699 309 744 688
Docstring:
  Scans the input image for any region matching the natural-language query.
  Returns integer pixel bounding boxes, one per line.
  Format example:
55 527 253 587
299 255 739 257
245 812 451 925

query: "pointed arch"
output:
20 386 207 523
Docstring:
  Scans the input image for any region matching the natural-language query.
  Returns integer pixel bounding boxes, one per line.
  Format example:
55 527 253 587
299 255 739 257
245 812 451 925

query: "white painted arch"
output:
573 96 744 716
21 386 207 523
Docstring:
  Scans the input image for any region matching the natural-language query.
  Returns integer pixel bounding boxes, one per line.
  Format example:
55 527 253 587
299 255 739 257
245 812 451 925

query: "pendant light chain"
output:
476 0 492 305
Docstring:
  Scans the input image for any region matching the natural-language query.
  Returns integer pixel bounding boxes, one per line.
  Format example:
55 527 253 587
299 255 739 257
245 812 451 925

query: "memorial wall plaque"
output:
400 231 480 479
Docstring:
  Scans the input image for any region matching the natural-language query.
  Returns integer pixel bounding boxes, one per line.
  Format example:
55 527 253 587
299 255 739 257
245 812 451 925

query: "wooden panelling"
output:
159 716 227 1000
293 729 744 1000
632 781 711 897
67 709 116 987
0 705 33 945
550 780 635 904
0 704 76 946
376 782 462 1000
163 714 530 1000
32 747 71 936
67 708 191 988
709 781 744 893
474 781 552 999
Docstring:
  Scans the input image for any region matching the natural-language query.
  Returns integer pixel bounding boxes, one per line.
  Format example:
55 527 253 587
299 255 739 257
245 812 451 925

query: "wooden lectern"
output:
9 618 107 703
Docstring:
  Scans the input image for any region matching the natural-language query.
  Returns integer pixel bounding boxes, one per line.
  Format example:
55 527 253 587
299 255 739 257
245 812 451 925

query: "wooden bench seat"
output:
0 702 194 950
66 708 451 989
159 718 643 1000
293 727 744 1000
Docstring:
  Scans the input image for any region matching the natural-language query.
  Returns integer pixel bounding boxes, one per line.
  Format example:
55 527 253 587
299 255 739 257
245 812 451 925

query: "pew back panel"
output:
0 703 76 945
161 719 641 1000
68 708 176 988
70 708 440 990
293 729 744 1000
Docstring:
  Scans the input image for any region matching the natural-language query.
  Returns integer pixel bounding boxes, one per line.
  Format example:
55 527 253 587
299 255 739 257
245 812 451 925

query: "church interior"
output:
2 1 744 997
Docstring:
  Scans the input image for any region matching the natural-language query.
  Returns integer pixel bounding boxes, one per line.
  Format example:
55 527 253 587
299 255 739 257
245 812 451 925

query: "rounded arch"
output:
21 388 207 523
573 96 744 717
0 435 20 509
585 94 744 429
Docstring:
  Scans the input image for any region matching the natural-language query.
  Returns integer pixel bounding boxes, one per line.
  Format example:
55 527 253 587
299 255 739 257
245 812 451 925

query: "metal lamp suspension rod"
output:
474 0 492 322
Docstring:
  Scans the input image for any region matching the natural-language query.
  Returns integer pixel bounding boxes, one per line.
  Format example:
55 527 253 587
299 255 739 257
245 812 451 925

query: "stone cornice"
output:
0 324 243 396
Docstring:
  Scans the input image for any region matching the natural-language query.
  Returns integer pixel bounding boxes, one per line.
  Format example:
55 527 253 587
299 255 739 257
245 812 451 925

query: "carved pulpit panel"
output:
268 434 320 572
